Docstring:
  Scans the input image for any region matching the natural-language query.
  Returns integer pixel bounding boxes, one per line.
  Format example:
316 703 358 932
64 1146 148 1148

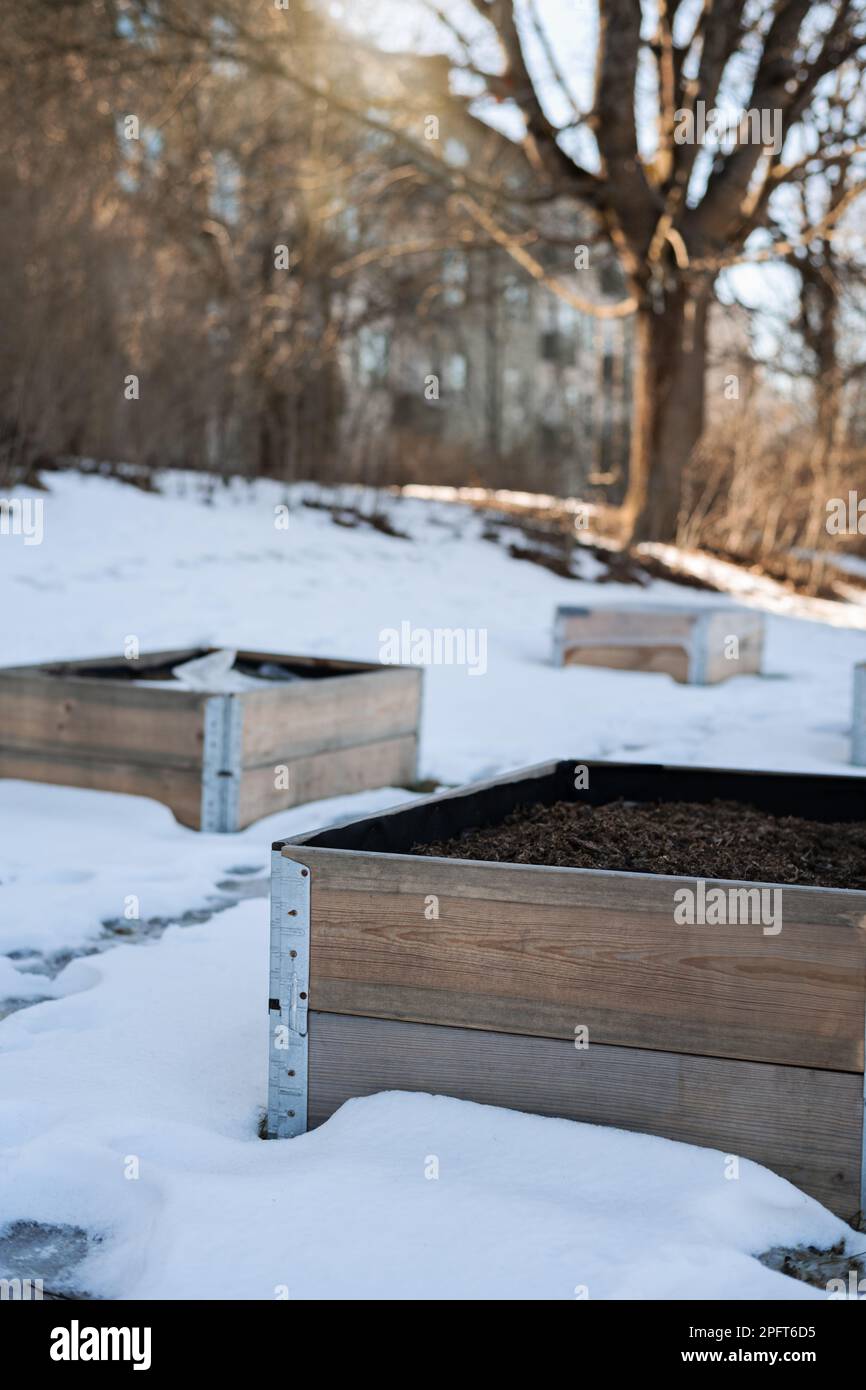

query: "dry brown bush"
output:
680 404 866 592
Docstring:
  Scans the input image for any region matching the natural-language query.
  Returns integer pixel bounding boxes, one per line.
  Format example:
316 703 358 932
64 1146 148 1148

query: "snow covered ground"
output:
1 469 865 1299
0 902 854 1301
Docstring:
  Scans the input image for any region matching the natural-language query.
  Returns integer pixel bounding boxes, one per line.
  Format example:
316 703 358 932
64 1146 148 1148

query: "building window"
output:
357 327 390 382
444 352 468 392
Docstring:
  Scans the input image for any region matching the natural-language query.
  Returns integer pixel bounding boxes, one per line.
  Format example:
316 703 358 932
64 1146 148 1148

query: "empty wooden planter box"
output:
0 648 421 831
554 603 764 683
269 760 866 1221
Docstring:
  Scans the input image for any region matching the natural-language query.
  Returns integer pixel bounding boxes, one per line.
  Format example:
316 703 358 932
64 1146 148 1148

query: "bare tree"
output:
337 0 866 542
9 0 866 537
132 0 863 542
0 0 498 486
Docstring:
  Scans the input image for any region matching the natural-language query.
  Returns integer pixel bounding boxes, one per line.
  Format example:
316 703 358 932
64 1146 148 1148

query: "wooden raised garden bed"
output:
268 759 866 1221
554 603 765 683
0 648 421 831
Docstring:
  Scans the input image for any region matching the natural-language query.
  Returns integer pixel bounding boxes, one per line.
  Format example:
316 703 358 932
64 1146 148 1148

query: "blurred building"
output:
327 66 634 499
348 247 632 498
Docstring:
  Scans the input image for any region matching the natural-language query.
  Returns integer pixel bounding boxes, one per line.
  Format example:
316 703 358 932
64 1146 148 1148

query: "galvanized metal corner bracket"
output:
267 851 310 1139
200 694 243 832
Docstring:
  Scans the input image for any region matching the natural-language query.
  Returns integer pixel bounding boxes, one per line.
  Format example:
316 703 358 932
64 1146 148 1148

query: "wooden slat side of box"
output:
240 667 422 765
0 673 208 766
557 610 699 644
563 644 691 682
306 1011 862 1220
0 747 204 827
235 649 381 675
0 649 206 679
280 847 866 1072
555 609 695 682
239 734 418 828
702 612 765 684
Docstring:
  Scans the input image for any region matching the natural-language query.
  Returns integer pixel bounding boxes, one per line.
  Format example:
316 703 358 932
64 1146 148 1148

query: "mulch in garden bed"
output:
411 798 866 889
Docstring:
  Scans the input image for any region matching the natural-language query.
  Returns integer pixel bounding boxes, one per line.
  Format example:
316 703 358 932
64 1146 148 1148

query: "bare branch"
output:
329 231 502 279
593 0 658 261
465 0 604 200
690 0 860 245
454 194 636 318
525 0 584 127
691 177 866 272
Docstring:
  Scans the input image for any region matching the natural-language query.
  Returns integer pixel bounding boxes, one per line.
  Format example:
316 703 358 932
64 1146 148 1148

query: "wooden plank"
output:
557 607 698 644
555 606 695 682
702 612 764 684
1 649 204 680
4 649 380 681
241 667 421 765
282 845 866 1072
0 673 206 765
564 644 690 681
239 735 418 826
306 1011 862 1219
234 649 381 675
0 747 204 826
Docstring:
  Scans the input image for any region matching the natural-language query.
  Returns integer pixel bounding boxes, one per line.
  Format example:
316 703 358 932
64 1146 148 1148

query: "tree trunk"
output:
623 282 710 544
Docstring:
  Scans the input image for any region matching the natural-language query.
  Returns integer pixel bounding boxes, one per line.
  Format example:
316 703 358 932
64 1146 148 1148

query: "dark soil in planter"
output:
411 798 866 889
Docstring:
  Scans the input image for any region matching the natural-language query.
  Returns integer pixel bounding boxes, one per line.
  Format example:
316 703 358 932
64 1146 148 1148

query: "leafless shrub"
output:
680 406 866 594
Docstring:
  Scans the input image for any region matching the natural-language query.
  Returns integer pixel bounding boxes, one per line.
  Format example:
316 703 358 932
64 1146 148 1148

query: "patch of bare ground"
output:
686 542 866 604
759 1240 866 1292
480 513 721 590
301 495 409 539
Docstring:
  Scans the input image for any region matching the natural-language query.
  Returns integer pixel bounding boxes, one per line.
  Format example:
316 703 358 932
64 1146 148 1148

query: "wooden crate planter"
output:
553 603 765 683
269 759 866 1221
0 648 421 831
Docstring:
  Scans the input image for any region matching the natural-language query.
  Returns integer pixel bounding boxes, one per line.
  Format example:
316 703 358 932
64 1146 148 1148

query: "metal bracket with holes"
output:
267 851 310 1138
200 694 243 832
